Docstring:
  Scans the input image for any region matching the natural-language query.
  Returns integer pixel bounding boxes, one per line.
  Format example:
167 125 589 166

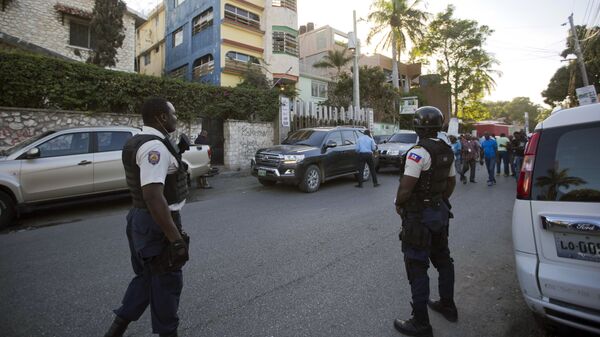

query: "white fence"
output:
289 101 373 131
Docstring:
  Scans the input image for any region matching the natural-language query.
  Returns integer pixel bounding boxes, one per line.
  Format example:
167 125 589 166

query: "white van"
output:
512 103 600 334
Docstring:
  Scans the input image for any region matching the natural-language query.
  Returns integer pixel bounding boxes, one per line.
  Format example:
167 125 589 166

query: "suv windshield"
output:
532 121 600 202
388 133 418 143
282 130 328 147
1 131 55 156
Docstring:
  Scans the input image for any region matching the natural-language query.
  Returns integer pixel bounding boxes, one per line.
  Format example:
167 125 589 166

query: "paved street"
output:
0 168 583 337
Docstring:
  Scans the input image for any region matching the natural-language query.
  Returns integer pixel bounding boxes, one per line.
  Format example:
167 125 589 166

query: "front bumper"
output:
251 164 301 183
377 154 401 168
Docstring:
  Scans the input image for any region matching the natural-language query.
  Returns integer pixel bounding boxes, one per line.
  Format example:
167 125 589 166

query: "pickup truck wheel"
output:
0 191 17 229
258 179 277 186
299 165 321 193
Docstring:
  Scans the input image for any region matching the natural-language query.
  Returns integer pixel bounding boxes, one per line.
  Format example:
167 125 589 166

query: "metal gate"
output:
202 117 224 165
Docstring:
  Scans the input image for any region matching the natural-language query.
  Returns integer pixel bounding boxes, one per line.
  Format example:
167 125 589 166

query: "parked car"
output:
0 126 212 228
376 130 450 171
251 126 373 193
512 103 600 334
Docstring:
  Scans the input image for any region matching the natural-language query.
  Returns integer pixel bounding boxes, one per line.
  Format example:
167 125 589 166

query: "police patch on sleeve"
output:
148 151 161 165
408 152 422 163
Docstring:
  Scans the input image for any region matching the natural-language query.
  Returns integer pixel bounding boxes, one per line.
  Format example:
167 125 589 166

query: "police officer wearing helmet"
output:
393 107 457 337
104 97 190 337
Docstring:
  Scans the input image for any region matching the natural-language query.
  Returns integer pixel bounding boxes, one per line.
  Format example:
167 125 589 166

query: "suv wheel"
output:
299 165 321 193
355 163 371 182
258 179 277 187
0 191 17 229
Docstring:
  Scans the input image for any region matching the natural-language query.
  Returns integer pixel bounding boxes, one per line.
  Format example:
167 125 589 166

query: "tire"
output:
0 191 17 229
258 179 277 187
355 163 371 182
299 165 321 193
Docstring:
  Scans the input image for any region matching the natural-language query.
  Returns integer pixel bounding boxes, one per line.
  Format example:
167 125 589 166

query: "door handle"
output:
78 160 92 166
541 215 600 235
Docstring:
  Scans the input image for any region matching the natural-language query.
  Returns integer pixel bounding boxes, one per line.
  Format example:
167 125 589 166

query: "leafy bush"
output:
0 51 279 122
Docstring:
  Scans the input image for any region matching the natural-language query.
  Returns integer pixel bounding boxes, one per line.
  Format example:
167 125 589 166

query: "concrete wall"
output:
223 120 273 170
0 0 136 72
0 107 202 149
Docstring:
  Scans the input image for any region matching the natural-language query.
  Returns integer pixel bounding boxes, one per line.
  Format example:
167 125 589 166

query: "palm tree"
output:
312 48 353 78
535 168 586 200
367 0 429 92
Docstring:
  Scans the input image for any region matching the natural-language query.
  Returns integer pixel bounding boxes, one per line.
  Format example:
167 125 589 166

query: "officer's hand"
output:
395 205 404 216
170 239 189 264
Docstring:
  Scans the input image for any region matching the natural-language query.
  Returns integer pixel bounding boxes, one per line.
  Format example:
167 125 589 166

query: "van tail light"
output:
208 147 212 160
517 132 540 199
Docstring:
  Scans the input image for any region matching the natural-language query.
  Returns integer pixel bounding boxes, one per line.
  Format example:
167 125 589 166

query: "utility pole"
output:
352 10 360 110
568 13 590 86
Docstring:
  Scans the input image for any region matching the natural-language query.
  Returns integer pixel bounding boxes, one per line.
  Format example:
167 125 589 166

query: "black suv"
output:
251 126 374 192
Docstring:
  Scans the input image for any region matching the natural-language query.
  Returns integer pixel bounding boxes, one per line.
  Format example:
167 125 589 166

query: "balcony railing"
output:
224 59 261 75
192 61 214 79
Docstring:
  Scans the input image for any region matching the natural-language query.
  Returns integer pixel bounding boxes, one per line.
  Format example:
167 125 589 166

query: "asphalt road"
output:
0 168 593 336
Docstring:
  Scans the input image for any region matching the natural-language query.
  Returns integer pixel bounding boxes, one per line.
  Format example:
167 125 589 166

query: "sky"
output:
125 0 600 106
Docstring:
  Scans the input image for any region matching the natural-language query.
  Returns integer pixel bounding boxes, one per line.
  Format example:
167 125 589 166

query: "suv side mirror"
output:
325 140 337 149
25 148 40 159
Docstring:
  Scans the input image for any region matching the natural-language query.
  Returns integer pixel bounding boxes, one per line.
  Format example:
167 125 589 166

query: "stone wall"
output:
0 0 136 72
224 120 274 170
0 107 202 149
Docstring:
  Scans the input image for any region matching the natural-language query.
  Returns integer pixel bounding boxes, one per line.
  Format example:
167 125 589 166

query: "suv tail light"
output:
517 132 540 199
208 147 212 160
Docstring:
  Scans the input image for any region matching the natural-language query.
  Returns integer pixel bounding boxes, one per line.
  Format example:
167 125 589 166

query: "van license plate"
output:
258 169 266 177
554 233 600 263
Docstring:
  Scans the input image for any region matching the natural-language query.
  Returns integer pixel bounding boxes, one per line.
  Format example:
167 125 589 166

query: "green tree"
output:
367 0 429 91
87 0 126 67
312 48 353 78
535 168 586 201
325 66 399 121
416 5 499 116
483 97 543 128
542 25 600 107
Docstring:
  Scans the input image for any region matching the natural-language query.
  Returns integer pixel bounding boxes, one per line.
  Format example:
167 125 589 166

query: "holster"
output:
150 230 190 275
399 216 431 249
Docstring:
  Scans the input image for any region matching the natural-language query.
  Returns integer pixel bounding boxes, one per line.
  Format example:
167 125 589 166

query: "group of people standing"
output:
449 131 528 187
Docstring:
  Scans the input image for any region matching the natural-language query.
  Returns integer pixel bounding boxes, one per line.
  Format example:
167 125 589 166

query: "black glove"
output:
177 134 191 154
169 238 189 266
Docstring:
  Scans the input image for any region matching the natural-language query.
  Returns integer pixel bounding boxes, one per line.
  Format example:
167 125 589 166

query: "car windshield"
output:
1 131 55 156
388 133 418 143
282 130 327 146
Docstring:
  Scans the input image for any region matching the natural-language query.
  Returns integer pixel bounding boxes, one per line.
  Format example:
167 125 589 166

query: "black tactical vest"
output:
400 138 453 210
122 134 189 209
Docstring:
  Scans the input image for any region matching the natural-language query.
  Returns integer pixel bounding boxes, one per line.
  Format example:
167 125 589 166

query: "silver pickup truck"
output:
0 126 211 228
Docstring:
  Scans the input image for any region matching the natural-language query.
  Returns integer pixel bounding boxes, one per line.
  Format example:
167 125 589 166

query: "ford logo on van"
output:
568 223 600 232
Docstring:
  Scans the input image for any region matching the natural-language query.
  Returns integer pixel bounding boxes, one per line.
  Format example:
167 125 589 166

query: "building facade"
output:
136 2 166 76
164 0 299 87
0 0 143 72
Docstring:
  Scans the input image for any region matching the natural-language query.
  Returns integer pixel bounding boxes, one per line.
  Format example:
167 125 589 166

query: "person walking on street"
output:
495 133 510 177
450 135 462 178
355 129 379 188
480 132 498 186
510 131 527 179
104 98 190 337
194 130 212 189
459 135 480 184
393 106 457 337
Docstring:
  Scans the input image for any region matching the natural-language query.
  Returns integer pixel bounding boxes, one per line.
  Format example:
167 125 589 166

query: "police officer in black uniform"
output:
393 107 457 337
104 97 190 337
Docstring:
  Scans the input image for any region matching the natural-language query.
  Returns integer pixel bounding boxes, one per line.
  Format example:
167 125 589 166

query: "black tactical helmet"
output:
413 106 444 131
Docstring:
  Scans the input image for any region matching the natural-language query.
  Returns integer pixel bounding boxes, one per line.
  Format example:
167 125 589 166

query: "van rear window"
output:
531 121 600 202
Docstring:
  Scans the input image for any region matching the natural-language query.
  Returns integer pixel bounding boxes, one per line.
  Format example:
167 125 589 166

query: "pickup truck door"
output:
20 132 94 202
92 131 133 192
322 131 344 178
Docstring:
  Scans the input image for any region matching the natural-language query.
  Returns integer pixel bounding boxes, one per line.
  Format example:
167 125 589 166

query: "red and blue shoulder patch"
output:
148 150 161 165
408 152 422 163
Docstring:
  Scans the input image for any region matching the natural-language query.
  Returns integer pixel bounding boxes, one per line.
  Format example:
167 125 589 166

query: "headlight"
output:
388 150 400 156
283 154 305 164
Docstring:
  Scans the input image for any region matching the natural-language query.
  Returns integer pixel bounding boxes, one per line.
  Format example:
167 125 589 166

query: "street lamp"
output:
349 10 360 111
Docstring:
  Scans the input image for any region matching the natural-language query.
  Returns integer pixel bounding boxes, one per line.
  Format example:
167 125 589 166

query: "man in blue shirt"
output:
480 132 498 186
355 129 379 188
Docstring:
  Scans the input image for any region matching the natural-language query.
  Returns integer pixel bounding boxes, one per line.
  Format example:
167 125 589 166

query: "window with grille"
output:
172 27 183 47
143 53 151 65
69 20 96 49
273 31 298 56
224 4 260 30
272 0 296 11
226 51 260 64
169 65 187 79
193 54 214 79
192 7 213 35
311 81 327 98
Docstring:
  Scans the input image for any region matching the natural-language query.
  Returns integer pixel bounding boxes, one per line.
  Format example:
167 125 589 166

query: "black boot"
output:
159 332 178 337
103 316 130 337
428 299 458 322
393 303 433 337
